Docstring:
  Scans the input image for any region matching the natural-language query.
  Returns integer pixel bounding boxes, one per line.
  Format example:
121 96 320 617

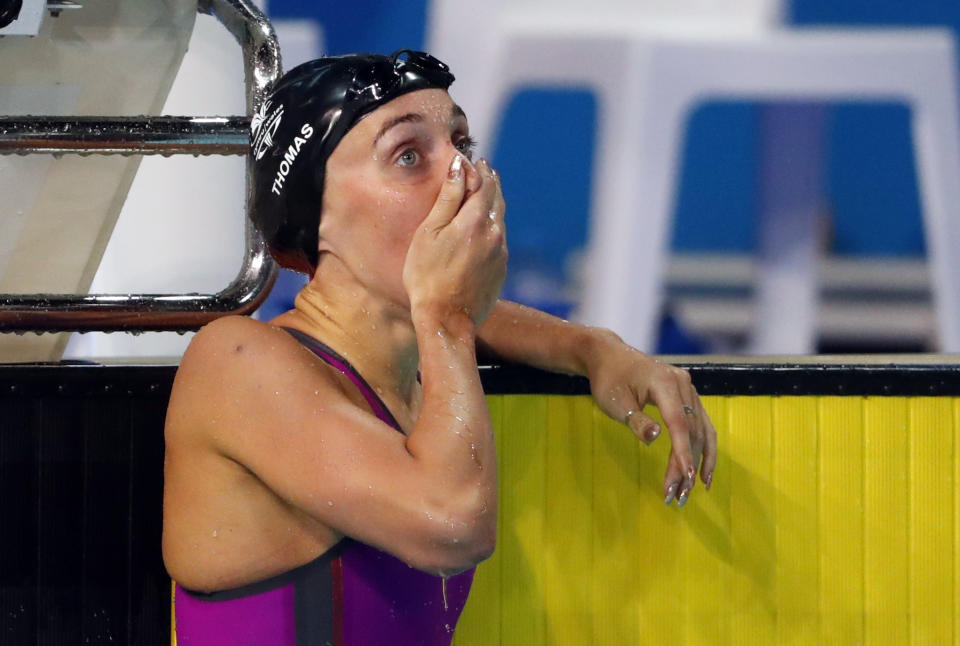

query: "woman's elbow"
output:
422 530 496 577
455 513 497 568
415 497 497 576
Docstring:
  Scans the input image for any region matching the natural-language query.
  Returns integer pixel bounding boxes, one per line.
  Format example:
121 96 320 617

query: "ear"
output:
316 215 334 254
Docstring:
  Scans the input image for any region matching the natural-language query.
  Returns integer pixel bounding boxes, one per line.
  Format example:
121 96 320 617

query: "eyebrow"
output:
371 105 469 148
372 113 424 147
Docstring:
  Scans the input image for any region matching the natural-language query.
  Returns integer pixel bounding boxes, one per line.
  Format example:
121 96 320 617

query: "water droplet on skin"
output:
212 529 218 538
327 500 334 507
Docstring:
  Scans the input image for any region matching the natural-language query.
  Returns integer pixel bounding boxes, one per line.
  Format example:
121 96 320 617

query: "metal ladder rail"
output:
0 0 280 333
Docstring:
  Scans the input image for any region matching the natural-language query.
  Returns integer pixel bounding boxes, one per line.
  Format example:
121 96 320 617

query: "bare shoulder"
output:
163 316 352 586
165 315 344 450
177 315 300 376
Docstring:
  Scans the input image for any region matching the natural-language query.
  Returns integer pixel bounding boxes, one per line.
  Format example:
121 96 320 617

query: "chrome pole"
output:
0 0 282 333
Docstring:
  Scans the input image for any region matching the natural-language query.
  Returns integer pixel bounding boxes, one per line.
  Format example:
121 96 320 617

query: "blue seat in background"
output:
263 0 960 353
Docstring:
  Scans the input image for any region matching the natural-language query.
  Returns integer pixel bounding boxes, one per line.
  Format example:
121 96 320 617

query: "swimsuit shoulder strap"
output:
281 326 402 432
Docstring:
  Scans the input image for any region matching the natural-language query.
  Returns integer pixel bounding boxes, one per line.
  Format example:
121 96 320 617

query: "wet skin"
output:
162 88 716 594
163 89 505 592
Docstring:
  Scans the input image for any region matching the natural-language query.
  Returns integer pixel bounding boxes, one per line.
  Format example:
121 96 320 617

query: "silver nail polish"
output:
447 154 463 180
677 489 689 508
664 483 678 505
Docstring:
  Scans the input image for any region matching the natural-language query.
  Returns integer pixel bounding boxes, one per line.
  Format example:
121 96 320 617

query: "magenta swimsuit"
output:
173 328 475 645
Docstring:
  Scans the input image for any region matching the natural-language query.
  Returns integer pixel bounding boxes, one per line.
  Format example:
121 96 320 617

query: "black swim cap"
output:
250 50 455 274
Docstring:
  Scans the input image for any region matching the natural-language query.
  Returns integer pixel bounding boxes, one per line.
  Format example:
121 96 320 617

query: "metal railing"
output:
0 0 281 332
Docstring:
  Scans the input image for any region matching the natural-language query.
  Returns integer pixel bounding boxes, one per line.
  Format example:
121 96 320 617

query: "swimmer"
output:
162 50 716 645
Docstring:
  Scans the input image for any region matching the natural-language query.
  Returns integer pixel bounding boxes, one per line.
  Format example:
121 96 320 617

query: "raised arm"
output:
168 154 506 578
477 299 717 507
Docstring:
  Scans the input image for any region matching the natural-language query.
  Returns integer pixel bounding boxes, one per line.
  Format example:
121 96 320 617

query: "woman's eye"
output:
397 149 419 167
455 136 477 159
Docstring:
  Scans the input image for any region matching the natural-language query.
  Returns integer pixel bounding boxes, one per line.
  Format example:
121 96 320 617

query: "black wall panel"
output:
1 360 959 644
0 366 174 646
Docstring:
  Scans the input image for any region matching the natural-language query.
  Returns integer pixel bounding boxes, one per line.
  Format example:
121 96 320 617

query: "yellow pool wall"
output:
453 393 957 645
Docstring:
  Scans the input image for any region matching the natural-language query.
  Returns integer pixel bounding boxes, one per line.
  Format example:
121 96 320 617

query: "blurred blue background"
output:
261 0 959 351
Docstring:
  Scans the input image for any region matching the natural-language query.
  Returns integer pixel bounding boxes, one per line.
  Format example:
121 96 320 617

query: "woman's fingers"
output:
663 460 686 506
484 161 507 233
581 335 717 508
699 397 718 489
652 368 714 508
677 383 704 504
459 160 507 262
464 159 498 213
623 408 661 445
662 402 689 506
682 383 715 492
424 154 469 230
463 154 482 196
425 156 502 249
406 155 507 327
657 381 694 474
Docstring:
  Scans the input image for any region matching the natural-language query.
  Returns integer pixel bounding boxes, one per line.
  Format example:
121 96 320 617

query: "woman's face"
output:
318 88 475 306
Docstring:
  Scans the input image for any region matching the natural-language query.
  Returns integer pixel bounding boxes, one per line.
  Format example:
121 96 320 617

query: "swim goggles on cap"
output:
349 50 455 103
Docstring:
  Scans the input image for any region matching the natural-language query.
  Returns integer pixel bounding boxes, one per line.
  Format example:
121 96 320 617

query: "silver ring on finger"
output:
682 405 696 417
624 409 635 424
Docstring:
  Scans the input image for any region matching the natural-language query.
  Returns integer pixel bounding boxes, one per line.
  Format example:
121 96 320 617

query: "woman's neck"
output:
272 264 422 422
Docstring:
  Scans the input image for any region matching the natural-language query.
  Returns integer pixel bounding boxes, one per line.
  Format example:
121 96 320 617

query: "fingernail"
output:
686 465 696 480
648 424 660 441
677 488 689 508
705 473 713 491
448 154 463 181
664 483 678 505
